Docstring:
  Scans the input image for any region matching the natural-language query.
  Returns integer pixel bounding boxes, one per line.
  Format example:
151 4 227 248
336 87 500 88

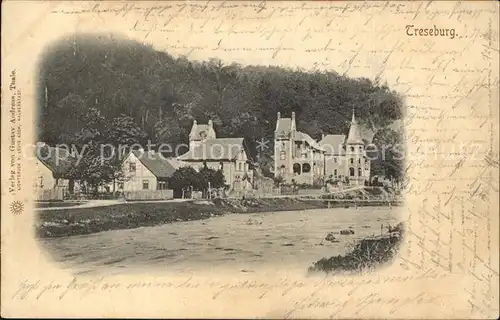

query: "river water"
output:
39 206 402 276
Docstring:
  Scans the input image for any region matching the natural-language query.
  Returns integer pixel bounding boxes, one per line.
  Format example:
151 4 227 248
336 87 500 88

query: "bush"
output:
309 222 404 274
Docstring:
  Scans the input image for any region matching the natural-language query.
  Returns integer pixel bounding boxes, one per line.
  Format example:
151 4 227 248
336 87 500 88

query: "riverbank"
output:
37 197 400 238
309 222 404 275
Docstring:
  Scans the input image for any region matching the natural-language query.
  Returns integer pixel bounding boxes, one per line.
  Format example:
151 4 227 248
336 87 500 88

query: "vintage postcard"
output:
1 0 499 318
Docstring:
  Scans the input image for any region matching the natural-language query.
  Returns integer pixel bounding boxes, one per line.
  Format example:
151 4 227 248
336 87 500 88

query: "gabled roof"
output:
189 120 216 141
276 118 292 133
131 150 186 179
178 138 246 161
35 143 74 177
319 134 346 154
190 124 210 140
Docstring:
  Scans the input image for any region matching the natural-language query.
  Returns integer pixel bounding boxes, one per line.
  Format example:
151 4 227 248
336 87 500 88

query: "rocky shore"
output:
309 222 405 274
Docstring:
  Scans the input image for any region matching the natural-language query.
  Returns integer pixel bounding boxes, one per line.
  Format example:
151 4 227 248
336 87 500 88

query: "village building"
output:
319 111 371 186
274 112 326 184
177 120 253 191
34 142 74 199
274 111 371 186
120 149 187 191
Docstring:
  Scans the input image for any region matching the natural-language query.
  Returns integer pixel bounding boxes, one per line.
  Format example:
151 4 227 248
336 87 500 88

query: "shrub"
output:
309 222 404 274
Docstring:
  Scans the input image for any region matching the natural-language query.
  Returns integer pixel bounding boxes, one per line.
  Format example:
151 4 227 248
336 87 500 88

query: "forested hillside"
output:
37 33 405 177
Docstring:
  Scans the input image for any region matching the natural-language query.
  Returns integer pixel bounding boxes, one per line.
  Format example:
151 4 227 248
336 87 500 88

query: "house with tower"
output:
274 112 326 185
274 111 370 186
178 119 253 191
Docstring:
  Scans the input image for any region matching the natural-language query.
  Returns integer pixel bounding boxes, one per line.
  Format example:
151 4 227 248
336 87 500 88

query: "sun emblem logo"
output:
10 200 24 215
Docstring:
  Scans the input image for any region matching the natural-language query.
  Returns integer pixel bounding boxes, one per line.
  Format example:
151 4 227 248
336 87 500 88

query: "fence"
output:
64 191 122 200
124 190 174 201
36 188 65 201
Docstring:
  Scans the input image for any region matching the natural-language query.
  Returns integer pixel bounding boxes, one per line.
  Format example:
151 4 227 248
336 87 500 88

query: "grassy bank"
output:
36 201 87 208
37 198 396 238
308 222 404 274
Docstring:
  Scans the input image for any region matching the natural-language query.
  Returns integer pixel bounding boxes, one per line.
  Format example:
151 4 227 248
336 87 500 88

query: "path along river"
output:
39 206 402 276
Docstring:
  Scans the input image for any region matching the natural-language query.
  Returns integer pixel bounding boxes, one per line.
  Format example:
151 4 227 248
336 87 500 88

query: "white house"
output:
177 119 254 191
34 142 73 199
119 149 188 191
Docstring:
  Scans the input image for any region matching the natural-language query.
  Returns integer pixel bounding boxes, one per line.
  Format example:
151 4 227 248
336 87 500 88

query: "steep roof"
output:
319 134 346 154
190 124 210 140
189 120 216 141
178 138 246 161
276 118 292 133
35 143 74 177
346 112 363 144
131 150 185 178
295 131 324 151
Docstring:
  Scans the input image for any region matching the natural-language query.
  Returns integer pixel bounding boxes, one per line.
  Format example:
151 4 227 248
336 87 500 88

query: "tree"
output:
199 163 226 191
273 175 284 187
213 170 226 189
168 166 203 193
370 128 405 183
38 34 405 179
108 115 148 150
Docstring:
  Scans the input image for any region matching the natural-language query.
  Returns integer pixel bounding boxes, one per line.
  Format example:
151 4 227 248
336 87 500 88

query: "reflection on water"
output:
39 207 402 275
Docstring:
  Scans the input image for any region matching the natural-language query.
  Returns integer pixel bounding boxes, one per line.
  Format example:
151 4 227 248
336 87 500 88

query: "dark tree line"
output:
37 33 405 181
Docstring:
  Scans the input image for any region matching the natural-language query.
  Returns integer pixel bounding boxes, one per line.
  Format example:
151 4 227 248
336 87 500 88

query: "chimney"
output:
277 112 281 120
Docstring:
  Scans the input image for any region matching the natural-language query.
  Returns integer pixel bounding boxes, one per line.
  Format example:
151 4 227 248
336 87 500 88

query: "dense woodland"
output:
37 34 405 188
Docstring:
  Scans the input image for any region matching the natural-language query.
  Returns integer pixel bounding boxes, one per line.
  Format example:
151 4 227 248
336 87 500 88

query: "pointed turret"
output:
346 110 363 144
189 120 198 139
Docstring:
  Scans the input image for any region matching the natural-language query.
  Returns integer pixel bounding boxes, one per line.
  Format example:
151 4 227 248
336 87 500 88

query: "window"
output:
118 182 124 189
280 150 286 160
158 181 167 190
350 158 354 164
359 146 363 151
302 163 311 173
39 176 44 188
349 167 355 177
280 165 286 175
358 168 362 177
293 163 301 174
142 180 149 190
334 169 337 176
129 162 136 173
334 157 337 163
350 146 354 152
358 158 361 164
